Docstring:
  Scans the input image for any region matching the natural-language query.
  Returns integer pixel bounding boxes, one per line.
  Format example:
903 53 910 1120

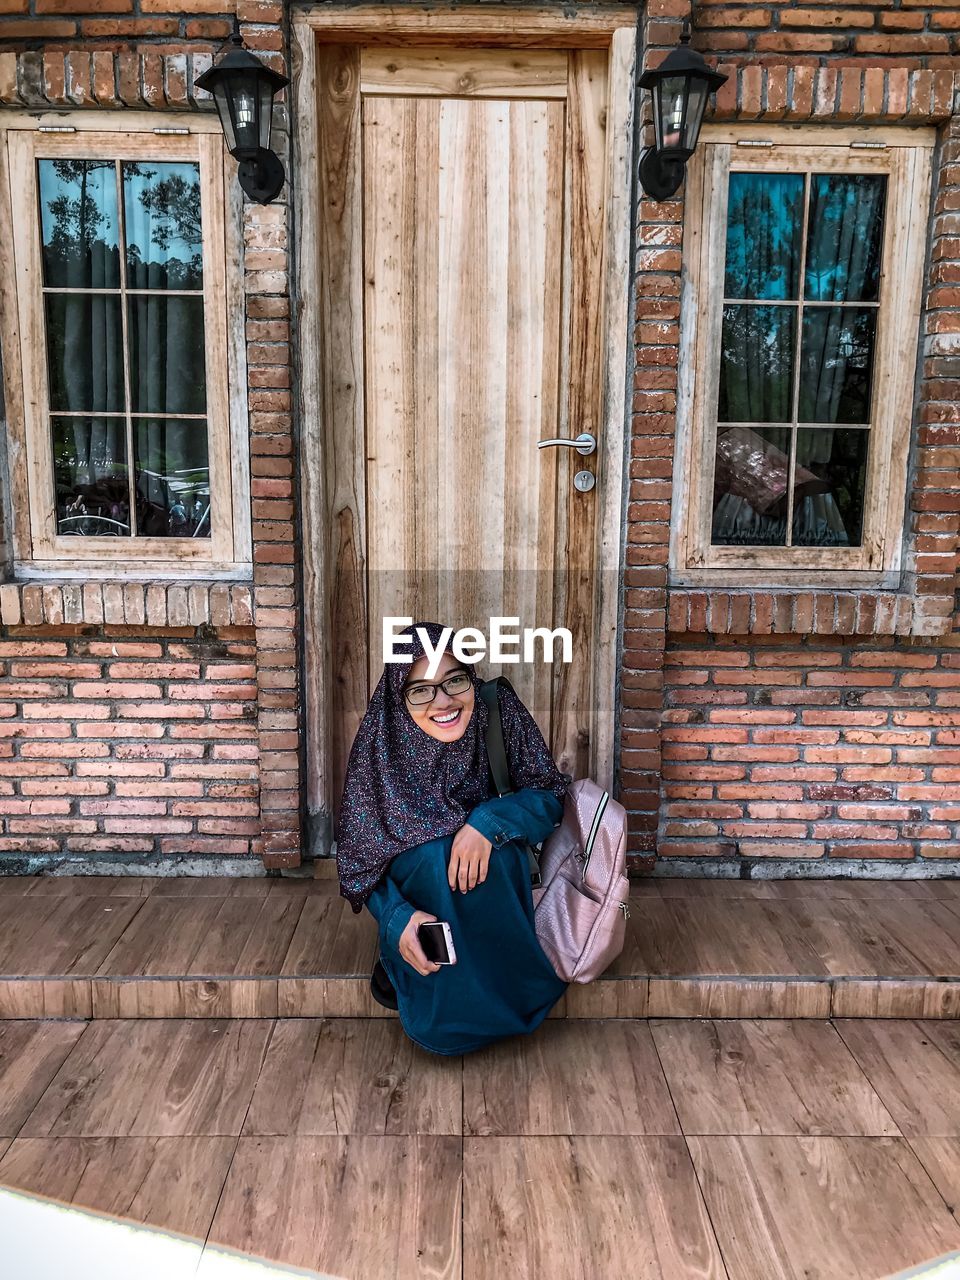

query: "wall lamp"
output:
195 19 289 205
637 24 728 201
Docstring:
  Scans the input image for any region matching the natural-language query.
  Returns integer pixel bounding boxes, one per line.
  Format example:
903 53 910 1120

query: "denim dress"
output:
364 786 567 1056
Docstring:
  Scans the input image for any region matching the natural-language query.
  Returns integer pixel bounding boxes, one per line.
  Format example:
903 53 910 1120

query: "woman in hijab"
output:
336 620 570 1056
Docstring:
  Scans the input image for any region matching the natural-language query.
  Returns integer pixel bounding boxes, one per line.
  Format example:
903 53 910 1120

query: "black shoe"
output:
370 958 398 1011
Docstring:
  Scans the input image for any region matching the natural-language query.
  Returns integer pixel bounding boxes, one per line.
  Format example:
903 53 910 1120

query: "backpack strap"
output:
479 677 513 797
479 677 541 887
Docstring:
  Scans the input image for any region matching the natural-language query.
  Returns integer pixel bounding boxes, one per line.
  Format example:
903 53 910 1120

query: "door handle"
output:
537 432 597 456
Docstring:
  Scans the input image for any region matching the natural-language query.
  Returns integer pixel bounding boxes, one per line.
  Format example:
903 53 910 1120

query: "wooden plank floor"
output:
0 1015 958 1278
0 875 958 1019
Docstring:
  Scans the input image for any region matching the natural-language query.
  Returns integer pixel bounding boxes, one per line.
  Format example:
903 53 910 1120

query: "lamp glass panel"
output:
657 76 689 152
257 78 275 150
211 82 237 153
225 72 260 158
680 80 709 152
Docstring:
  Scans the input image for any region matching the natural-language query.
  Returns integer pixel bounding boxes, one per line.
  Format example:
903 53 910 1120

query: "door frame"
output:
292 5 639 854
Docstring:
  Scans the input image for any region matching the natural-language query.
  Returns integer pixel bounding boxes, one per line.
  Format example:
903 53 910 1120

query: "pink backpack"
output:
480 679 630 983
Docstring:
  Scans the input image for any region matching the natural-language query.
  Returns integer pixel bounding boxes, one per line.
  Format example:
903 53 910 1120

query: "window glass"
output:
793 428 868 548
724 171 804 301
122 161 203 290
712 169 886 551
36 156 210 541
718 304 795 423
134 420 211 539
44 294 124 414
39 159 120 289
799 307 876 425
712 426 792 547
804 174 885 303
52 417 129 538
127 296 207 416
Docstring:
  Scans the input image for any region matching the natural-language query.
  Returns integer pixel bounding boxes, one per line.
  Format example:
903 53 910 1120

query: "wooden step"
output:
0 875 957 1020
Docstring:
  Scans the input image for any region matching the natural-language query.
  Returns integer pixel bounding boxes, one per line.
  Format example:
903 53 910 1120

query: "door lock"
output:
573 471 596 493
537 432 597 456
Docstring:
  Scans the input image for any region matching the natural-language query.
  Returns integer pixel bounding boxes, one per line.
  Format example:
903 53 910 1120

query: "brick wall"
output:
0 0 300 871
661 610 960 865
0 629 259 864
619 0 960 873
692 0 959 64
0 0 280 51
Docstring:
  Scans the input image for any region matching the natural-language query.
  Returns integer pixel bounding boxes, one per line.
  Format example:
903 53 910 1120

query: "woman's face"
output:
402 647 475 742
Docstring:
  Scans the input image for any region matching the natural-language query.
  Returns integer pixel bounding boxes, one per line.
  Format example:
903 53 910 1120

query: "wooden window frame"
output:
671 123 935 588
0 111 251 580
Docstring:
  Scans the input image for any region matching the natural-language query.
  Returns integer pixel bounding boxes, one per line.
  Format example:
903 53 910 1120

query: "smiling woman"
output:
335 619 571 1055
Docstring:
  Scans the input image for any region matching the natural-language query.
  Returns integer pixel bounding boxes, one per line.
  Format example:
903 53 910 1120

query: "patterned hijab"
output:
336 620 570 912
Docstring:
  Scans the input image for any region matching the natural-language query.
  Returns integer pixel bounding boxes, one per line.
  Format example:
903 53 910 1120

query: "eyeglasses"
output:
403 670 473 706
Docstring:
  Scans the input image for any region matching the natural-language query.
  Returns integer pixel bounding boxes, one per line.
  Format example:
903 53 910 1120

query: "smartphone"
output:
417 920 457 965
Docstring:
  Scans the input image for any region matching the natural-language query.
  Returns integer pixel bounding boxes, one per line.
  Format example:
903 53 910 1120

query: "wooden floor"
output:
0 874 959 1019
1 1014 959 1277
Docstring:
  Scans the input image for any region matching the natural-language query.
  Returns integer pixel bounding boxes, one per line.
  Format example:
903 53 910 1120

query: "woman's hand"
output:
399 910 442 976
449 823 493 892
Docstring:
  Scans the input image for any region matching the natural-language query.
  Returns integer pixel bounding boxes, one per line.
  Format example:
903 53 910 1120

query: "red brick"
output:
81 18 177 34
780 6 874 24
0 18 76 34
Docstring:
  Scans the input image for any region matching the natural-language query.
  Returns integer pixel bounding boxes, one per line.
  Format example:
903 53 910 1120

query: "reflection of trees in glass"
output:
42 159 119 287
724 172 803 301
124 164 203 289
41 159 203 289
805 175 885 303
718 305 795 423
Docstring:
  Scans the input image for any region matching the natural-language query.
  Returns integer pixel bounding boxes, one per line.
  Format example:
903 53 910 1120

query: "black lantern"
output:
637 23 728 201
195 19 289 204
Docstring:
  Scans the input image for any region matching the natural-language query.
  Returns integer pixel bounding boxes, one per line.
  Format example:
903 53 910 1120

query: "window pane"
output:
123 162 203 290
712 425 792 546
134 419 211 538
45 294 124 413
38 159 120 289
718 304 796 423
724 172 804 301
52 417 130 537
128 296 206 415
805 174 886 303
799 307 876 424
793 428 868 547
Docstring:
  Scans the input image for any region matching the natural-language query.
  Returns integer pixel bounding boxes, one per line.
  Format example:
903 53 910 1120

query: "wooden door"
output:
315 43 619 815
